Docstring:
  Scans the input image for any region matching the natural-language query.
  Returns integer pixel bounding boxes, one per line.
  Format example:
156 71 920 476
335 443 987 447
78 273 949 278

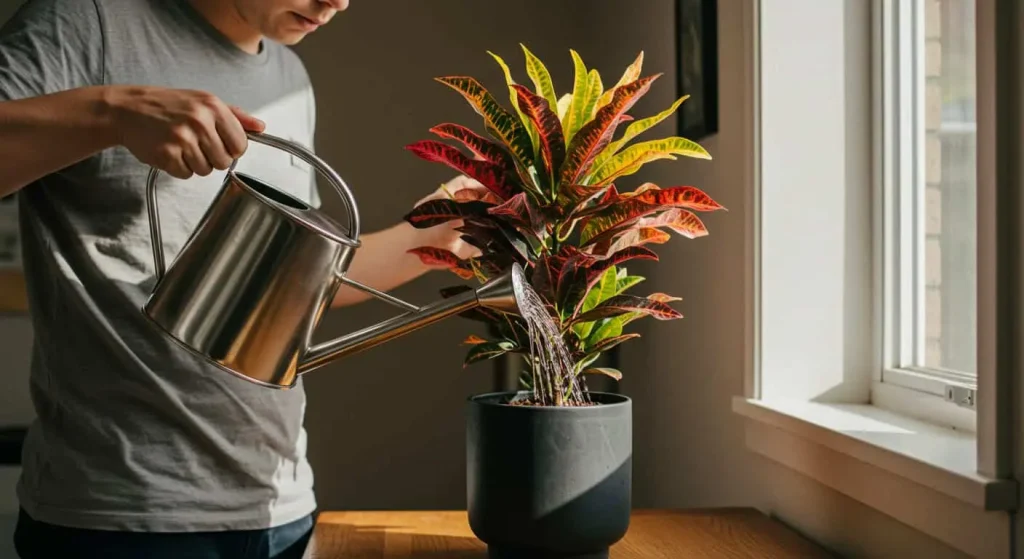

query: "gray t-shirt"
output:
1 0 323 531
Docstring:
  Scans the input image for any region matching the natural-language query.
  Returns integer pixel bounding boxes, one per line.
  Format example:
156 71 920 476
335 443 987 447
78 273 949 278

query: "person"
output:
0 1 480 557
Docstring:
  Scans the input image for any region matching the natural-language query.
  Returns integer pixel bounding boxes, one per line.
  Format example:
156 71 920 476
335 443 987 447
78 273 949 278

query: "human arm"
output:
0 0 263 197
330 176 485 308
0 86 265 198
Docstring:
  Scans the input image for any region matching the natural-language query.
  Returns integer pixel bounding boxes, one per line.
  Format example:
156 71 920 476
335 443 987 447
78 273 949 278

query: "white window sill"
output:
733 397 1017 558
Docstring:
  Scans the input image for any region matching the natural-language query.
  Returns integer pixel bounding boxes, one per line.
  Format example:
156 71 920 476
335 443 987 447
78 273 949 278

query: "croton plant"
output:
403 46 725 405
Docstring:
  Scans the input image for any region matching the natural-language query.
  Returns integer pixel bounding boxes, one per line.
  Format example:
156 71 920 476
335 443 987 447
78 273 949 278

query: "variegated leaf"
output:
435 76 534 169
521 43 559 110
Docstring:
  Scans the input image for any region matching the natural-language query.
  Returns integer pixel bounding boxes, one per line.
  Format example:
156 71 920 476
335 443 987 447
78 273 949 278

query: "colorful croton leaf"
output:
402 46 725 405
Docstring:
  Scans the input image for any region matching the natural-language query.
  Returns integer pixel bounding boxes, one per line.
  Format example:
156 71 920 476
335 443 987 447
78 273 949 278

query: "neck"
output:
186 0 262 54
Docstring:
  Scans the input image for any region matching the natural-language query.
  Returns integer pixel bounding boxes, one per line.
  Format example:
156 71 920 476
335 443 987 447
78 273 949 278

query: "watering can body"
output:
142 132 521 389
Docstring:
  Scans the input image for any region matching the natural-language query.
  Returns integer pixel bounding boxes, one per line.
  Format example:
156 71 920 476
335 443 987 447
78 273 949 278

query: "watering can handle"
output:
146 131 362 282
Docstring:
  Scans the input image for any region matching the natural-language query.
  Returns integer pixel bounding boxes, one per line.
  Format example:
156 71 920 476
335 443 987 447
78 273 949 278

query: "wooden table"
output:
305 509 833 558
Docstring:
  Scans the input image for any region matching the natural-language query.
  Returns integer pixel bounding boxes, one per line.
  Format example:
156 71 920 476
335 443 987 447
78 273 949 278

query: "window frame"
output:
738 0 1020 553
876 0 978 415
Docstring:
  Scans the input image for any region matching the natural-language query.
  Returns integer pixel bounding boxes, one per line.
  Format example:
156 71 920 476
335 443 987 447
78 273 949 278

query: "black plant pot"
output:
466 391 632 559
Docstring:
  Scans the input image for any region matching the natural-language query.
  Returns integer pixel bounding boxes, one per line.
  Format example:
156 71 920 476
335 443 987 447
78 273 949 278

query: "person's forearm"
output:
0 87 119 197
331 221 437 308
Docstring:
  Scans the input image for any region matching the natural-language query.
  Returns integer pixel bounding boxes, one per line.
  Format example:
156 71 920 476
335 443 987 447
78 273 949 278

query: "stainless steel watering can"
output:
142 132 523 389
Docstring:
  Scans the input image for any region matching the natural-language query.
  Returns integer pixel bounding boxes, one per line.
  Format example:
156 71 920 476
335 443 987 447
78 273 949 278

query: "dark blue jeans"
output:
13 508 315 559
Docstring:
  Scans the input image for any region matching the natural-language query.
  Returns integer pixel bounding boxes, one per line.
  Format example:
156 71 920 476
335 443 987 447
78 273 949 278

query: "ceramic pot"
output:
466 390 632 559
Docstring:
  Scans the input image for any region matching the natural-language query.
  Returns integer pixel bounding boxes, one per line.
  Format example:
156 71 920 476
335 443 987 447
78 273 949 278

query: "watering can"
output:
142 132 524 389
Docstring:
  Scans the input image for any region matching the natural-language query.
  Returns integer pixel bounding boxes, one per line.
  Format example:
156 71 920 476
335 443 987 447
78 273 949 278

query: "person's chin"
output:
268 29 310 45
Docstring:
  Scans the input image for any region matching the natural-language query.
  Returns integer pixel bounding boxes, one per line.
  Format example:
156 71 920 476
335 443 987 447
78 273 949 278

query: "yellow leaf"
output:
488 51 538 155
557 93 572 121
562 49 591 144
596 51 645 111
521 44 558 110
591 95 689 172
590 137 711 184
583 68 604 123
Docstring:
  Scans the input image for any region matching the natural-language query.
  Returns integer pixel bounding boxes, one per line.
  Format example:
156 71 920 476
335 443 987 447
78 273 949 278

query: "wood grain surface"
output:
305 509 833 558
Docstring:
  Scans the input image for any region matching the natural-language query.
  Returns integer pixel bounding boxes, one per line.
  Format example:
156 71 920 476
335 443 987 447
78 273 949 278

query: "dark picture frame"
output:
676 0 719 140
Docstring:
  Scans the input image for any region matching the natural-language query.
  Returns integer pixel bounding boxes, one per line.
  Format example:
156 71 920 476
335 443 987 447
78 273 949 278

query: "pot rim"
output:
467 390 631 410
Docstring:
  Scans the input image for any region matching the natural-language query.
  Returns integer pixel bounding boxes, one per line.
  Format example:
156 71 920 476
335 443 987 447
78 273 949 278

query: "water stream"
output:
512 276 591 406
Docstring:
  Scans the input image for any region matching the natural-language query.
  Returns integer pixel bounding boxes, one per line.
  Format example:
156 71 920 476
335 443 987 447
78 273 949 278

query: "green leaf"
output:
583 266 619 313
464 340 518 366
615 275 645 295
521 44 558 110
590 95 690 172
562 50 591 144
583 69 604 123
488 51 540 157
583 367 623 381
590 137 711 185
575 352 602 372
587 316 624 346
572 266 618 340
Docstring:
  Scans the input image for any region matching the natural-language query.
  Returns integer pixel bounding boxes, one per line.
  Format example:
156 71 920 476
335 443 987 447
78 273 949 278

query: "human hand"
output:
413 175 492 261
106 86 266 180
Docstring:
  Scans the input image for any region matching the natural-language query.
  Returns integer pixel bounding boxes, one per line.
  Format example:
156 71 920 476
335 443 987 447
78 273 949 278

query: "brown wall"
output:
0 1 970 556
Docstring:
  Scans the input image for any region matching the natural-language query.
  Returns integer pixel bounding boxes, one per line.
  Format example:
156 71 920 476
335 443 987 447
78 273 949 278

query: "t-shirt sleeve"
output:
0 0 105 101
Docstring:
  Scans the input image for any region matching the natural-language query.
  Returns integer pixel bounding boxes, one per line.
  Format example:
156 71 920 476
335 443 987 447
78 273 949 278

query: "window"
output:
881 0 977 403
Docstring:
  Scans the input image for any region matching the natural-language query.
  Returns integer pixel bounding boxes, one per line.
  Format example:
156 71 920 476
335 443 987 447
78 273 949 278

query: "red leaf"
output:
647 293 682 303
531 253 568 301
434 76 534 168
584 247 658 292
406 140 517 200
558 247 657 315
633 185 725 212
407 247 475 279
511 84 566 180
487 192 543 235
590 333 641 353
558 183 610 213
594 227 671 257
639 208 709 239
579 198 665 246
572 294 682 324
559 75 660 186
403 199 492 228
463 335 488 345
429 123 514 167
451 187 502 204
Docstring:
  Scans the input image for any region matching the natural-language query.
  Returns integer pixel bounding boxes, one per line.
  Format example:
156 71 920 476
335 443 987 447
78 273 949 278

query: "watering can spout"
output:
296 263 526 376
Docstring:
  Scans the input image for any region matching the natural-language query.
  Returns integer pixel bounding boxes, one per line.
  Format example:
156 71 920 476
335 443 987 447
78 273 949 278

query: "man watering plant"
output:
0 0 479 557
